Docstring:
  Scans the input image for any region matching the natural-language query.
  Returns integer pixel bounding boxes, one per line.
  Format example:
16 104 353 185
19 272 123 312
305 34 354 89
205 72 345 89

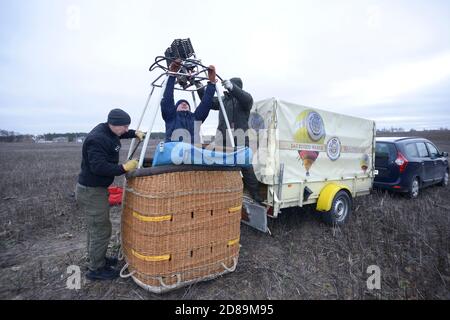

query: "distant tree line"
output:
377 127 449 134
0 130 35 142
0 129 166 143
38 132 88 142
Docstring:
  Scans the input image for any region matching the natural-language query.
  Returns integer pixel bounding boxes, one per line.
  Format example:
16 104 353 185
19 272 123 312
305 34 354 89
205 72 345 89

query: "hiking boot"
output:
105 256 118 267
86 266 119 281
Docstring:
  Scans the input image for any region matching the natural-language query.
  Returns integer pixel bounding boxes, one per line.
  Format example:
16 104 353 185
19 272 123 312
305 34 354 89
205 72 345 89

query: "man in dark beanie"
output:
75 108 145 280
161 59 217 143
107 108 131 125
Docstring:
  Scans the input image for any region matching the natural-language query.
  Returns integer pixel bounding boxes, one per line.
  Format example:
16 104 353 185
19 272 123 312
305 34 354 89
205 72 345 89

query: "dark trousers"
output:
215 134 260 196
241 165 260 197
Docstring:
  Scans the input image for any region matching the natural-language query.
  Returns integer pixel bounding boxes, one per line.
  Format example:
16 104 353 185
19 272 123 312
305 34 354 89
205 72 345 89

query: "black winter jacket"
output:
78 123 136 187
198 77 253 146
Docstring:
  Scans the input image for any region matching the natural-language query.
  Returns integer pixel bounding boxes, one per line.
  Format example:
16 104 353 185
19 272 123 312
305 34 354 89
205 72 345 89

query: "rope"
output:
128 257 240 293
221 257 238 272
119 263 136 278
159 274 182 289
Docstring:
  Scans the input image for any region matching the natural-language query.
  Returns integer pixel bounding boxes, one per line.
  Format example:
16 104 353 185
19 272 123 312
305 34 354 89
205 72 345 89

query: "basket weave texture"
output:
122 170 243 292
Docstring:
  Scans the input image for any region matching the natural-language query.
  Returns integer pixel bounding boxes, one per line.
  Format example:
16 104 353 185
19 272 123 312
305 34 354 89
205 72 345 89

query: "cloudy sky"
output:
1 0 450 135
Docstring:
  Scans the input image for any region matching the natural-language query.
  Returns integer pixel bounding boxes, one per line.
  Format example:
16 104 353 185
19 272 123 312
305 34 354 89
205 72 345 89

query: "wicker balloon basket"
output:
120 165 243 293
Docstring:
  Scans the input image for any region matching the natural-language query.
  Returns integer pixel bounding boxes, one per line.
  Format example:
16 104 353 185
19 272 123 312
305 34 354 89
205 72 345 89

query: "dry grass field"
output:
0 131 449 300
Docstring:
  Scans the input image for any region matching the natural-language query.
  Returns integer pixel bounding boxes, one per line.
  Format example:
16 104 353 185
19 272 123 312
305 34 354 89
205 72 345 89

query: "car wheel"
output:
321 190 352 226
439 171 449 187
408 177 420 199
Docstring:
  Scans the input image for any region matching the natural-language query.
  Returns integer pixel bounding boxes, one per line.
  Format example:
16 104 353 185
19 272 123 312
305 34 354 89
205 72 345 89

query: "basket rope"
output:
127 255 239 280
120 263 136 278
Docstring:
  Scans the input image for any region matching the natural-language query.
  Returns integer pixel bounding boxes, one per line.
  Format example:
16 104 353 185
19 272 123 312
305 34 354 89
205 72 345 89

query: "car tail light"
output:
395 152 408 173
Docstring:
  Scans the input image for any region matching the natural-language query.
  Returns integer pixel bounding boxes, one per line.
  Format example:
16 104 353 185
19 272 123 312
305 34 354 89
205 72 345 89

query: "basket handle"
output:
119 263 136 278
221 257 238 272
159 274 182 289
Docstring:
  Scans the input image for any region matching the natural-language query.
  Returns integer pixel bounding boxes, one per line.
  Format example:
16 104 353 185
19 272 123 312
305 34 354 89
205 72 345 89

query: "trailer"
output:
242 98 376 233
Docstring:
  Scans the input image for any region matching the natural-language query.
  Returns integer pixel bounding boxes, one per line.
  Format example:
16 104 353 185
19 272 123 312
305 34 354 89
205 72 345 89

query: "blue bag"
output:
152 142 253 167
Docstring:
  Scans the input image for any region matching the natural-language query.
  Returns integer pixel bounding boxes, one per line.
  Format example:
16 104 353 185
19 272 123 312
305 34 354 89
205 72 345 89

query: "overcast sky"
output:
1 0 450 135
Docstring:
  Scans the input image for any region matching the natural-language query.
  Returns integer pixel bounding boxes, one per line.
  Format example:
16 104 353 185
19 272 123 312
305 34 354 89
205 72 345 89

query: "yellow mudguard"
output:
316 183 351 212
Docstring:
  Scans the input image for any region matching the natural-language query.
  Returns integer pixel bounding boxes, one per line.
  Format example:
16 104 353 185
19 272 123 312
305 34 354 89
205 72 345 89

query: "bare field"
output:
0 131 449 300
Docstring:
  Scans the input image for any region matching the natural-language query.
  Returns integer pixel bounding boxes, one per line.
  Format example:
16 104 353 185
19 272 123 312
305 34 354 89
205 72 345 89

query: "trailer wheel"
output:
321 190 352 225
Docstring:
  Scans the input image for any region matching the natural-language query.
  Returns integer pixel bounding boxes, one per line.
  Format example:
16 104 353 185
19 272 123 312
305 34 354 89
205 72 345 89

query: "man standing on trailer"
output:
76 108 145 280
161 59 217 143
197 77 263 204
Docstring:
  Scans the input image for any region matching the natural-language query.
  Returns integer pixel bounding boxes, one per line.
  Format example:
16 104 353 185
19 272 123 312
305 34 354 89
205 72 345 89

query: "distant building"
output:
36 139 52 144
53 137 69 143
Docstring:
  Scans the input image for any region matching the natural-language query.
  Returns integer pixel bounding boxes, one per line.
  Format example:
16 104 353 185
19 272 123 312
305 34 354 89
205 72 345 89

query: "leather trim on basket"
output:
126 164 242 178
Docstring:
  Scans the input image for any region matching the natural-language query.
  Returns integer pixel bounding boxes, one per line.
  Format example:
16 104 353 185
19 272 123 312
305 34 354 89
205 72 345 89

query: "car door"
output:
415 142 434 185
426 142 445 183
403 142 424 179
375 142 398 183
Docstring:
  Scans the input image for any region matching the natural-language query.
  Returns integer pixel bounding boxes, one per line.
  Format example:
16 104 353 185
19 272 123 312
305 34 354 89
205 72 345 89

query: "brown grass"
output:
0 132 449 299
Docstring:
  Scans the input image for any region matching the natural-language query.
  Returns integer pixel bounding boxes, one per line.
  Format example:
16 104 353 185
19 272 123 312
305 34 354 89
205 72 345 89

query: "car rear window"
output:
404 143 419 158
416 142 429 157
375 142 397 160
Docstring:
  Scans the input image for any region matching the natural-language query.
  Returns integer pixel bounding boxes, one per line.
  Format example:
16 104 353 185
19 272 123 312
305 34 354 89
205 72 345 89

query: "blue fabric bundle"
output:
152 142 253 167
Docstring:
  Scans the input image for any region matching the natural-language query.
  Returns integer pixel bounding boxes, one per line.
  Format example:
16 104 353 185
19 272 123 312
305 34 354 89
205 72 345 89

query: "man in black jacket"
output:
198 78 263 203
76 108 144 280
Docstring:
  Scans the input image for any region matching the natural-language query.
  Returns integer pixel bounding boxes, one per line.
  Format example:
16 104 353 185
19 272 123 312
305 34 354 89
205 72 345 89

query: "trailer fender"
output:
316 183 351 212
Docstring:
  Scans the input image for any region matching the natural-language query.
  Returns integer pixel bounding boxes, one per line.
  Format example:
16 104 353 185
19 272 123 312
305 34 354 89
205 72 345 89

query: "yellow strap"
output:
131 249 171 262
133 211 172 222
227 238 240 246
228 205 242 213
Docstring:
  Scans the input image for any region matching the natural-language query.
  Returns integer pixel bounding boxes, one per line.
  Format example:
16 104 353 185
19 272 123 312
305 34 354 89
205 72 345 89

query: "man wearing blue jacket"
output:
76 108 144 280
161 59 217 143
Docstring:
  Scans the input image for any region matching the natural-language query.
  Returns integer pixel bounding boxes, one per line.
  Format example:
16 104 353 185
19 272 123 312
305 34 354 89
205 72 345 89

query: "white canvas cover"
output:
249 98 376 185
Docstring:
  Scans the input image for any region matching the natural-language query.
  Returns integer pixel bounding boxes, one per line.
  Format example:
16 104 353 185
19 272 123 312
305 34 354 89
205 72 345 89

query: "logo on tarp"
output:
294 110 326 176
249 112 265 130
326 137 341 161
361 153 370 173
294 110 326 144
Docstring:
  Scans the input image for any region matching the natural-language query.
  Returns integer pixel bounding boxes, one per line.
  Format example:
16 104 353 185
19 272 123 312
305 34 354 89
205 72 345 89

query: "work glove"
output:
169 58 182 73
122 159 138 172
135 130 146 142
222 79 233 91
208 65 217 83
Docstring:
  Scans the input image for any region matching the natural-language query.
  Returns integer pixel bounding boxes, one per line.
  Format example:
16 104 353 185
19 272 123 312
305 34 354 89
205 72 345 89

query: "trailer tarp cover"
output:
249 98 376 185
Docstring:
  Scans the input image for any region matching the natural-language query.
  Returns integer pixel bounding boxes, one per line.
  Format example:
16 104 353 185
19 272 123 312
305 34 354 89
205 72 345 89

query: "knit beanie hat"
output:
107 108 131 125
175 99 191 110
